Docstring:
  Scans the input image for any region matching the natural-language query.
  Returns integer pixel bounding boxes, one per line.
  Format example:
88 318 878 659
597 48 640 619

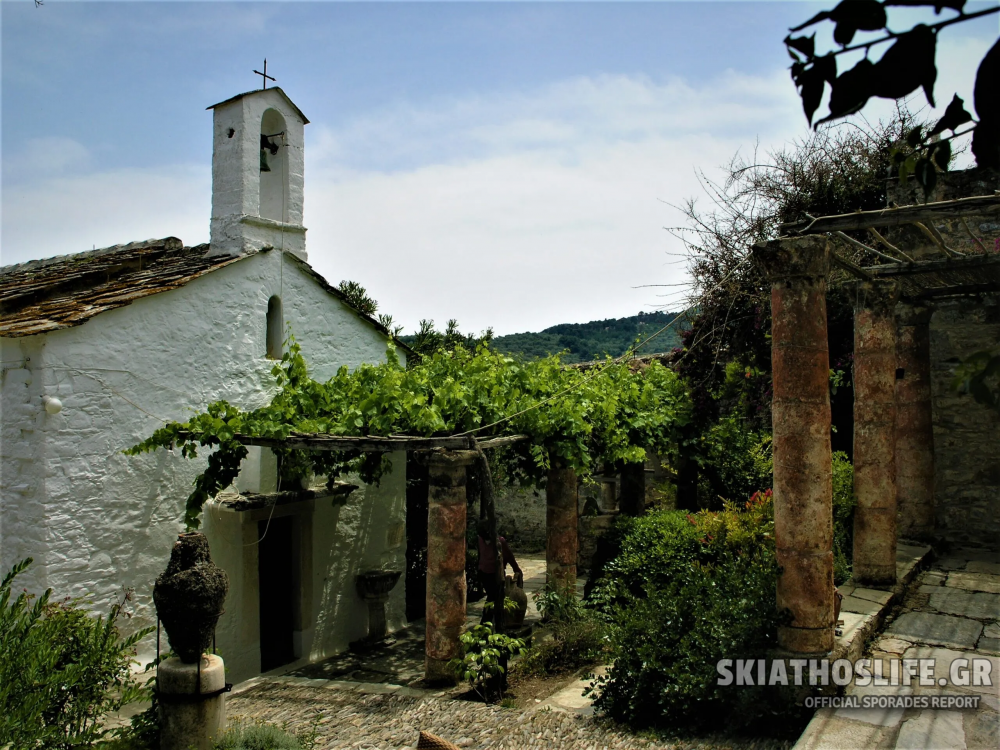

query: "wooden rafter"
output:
780 195 1000 235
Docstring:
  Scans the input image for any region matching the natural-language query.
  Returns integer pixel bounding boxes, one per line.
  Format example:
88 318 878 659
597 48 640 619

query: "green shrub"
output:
696 416 773 509
449 623 526 703
0 558 153 749
588 509 807 737
213 719 306 750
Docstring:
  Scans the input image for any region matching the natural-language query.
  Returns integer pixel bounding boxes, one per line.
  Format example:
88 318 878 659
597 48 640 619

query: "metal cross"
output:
253 59 275 90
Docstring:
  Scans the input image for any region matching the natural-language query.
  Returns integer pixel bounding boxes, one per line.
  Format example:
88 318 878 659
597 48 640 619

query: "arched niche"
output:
259 108 288 222
266 296 284 360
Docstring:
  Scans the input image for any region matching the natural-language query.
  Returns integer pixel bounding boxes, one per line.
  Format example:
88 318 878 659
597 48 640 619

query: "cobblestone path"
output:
227 680 790 750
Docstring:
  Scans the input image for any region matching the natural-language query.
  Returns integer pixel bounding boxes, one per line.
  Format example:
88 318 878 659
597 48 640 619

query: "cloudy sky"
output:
2 1 996 336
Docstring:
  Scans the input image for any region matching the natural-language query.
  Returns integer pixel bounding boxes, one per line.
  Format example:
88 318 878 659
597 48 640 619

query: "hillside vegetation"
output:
488 311 686 363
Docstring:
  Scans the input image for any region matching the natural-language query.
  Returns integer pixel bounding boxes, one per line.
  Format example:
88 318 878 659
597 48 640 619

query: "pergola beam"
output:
781 195 1000 235
178 432 530 453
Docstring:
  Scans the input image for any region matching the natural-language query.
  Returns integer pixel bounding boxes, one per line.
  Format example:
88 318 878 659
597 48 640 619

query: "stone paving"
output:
796 547 1000 750
227 553 781 749
226 679 790 750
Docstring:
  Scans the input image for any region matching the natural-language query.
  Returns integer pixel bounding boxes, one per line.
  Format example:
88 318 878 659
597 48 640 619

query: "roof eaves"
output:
206 87 310 124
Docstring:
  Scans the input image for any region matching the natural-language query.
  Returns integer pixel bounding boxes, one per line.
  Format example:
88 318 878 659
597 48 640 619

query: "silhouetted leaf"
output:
830 0 887 46
818 58 875 124
971 126 1000 170
870 24 937 106
793 54 838 126
785 34 816 59
931 140 951 171
884 0 965 11
790 9 833 32
906 126 924 148
929 94 974 136
971 38 1000 169
973 38 999 125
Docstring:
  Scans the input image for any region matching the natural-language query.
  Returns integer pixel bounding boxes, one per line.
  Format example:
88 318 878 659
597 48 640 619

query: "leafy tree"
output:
335 279 403 337
784 0 999 193
404 318 494 359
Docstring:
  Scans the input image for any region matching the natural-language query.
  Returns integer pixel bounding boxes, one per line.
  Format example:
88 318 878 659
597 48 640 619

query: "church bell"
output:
260 134 279 173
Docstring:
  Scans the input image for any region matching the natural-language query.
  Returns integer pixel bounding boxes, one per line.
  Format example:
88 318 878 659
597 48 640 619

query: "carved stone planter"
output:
153 532 229 664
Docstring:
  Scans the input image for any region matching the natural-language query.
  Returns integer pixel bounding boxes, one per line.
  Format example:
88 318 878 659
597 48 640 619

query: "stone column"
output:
755 236 834 654
424 449 477 684
546 455 579 594
157 655 226 750
895 303 936 542
850 280 900 586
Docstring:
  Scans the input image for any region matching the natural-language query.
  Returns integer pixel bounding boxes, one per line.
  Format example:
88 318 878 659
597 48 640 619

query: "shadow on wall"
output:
311 454 407 661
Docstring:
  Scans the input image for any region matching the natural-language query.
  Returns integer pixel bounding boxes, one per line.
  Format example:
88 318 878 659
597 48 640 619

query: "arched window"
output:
266 296 283 359
259 108 288 222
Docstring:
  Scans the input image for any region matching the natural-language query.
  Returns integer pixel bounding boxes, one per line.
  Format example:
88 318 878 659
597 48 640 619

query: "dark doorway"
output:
258 515 296 672
405 454 429 622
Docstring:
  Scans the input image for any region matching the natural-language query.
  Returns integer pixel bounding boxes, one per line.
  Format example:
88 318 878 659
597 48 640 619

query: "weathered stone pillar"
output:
546 455 578 594
424 449 477 683
157 655 226 750
755 236 834 654
850 280 900 586
895 302 936 542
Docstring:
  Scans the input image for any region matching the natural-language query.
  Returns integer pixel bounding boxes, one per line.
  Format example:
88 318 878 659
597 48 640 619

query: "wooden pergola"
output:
758 191 999 654
216 430 579 684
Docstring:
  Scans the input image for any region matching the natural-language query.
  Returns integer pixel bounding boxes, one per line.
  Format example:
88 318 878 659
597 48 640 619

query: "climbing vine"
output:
127 338 692 529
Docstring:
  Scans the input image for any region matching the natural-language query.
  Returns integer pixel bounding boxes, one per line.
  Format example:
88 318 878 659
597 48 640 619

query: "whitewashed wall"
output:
203 456 407 685
0 249 405 678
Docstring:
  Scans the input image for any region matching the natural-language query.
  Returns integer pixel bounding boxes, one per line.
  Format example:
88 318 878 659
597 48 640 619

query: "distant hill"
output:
490 311 688 363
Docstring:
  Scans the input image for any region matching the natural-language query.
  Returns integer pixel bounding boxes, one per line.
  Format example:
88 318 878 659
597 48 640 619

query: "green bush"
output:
0 558 153 749
587 510 807 737
696 415 773 509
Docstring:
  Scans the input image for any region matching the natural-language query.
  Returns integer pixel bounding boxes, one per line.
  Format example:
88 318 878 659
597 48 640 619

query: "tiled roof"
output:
0 238 242 337
0 240 413 354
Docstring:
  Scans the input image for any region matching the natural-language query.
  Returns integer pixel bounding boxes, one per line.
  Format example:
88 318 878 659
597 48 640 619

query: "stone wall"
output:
929 293 1000 550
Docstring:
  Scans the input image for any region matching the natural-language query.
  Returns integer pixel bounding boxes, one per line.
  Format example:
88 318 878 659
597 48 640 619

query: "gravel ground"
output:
226 681 791 750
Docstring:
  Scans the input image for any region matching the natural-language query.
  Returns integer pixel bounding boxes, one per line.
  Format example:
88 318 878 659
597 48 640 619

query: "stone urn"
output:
503 575 528 629
153 532 229 664
352 570 401 650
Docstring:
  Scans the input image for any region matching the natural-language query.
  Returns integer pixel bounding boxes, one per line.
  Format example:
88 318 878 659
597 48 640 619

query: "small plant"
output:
449 623 526 703
533 585 585 624
0 559 153 749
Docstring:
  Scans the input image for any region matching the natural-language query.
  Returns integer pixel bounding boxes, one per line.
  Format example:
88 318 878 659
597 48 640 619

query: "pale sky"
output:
3 1 996 335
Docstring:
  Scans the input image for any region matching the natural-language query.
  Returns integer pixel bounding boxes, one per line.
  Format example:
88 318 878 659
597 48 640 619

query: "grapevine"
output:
127 336 692 529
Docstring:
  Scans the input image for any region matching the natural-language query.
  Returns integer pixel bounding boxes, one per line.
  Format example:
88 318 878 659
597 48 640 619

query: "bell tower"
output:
207 87 309 260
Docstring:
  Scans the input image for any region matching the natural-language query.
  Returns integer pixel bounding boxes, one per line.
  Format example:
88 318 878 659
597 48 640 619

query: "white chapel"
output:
0 87 409 684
